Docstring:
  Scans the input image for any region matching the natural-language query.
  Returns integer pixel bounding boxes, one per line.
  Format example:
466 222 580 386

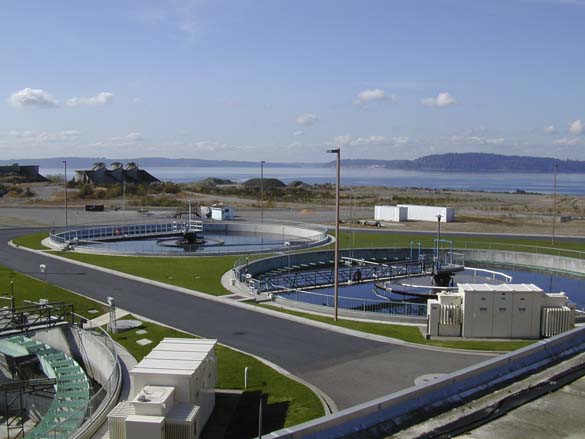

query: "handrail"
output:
40 324 122 439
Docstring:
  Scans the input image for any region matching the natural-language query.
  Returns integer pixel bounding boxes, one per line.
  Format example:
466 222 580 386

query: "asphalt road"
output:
0 227 486 409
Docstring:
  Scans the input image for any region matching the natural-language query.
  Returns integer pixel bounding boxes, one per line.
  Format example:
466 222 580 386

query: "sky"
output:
1 0 584 162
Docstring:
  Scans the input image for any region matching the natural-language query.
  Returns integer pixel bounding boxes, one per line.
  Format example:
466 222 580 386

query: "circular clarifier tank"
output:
48 222 330 256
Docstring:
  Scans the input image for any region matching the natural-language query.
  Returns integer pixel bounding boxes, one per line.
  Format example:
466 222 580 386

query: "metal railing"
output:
25 325 121 439
50 222 194 243
272 285 427 317
50 222 329 255
0 302 75 333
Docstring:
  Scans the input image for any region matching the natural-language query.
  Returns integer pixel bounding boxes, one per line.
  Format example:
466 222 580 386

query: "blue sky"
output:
1 0 584 162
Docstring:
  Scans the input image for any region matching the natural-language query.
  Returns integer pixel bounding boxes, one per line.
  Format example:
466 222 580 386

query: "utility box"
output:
125 415 165 439
427 284 575 339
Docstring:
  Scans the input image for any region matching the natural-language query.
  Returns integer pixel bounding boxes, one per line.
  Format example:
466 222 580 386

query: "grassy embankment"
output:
0 262 324 429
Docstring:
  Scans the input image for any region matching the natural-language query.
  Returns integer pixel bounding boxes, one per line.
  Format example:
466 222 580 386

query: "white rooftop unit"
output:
374 205 407 222
110 338 217 439
397 204 454 222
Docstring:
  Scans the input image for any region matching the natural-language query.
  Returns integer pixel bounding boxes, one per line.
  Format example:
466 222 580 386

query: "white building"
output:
108 338 217 439
374 205 408 222
398 205 454 222
210 205 235 220
373 204 454 223
427 283 575 339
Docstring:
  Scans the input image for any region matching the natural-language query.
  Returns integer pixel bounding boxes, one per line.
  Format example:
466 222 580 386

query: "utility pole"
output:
260 160 266 224
552 164 558 246
62 160 68 230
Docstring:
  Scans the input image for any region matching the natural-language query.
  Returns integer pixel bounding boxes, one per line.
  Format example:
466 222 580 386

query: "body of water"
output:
42 166 585 195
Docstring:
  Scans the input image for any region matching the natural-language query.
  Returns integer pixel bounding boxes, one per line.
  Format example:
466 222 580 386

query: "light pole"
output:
552 164 558 246
10 280 14 309
260 160 266 224
62 160 68 230
327 148 341 321
435 214 442 271
40 264 47 293
285 241 291 278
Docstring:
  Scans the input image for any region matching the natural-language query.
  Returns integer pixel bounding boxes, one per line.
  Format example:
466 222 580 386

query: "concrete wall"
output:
266 325 585 439
204 222 328 242
462 249 585 276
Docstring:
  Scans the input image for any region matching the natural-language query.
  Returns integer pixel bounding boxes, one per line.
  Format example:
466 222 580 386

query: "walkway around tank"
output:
0 228 489 409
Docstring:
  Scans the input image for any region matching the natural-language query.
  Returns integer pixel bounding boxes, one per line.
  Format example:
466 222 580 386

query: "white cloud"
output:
449 135 505 145
569 119 584 136
553 137 582 146
8 88 59 108
350 135 387 146
543 125 557 134
296 112 318 126
66 92 114 107
4 129 80 144
333 135 352 147
421 92 457 108
293 130 305 137
332 135 410 148
354 88 396 105
126 132 144 141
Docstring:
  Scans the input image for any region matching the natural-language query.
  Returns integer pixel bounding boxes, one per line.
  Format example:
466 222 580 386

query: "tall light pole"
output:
435 214 442 271
327 148 340 321
62 160 68 230
260 160 266 224
552 164 558 246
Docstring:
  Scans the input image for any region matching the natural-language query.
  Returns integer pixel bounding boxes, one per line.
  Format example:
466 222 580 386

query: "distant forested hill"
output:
406 153 582 172
2 153 584 173
340 153 585 173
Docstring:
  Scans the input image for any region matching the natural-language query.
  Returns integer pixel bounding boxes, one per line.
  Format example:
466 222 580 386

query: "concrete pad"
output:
135 329 148 335
136 338 152 346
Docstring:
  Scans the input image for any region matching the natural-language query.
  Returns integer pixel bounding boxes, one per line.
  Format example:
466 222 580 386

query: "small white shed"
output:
210 205 235 220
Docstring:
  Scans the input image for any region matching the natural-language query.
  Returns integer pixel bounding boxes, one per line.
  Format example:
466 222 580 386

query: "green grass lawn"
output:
260 305 533 352
0 264 106 318
12 231 52 250
61 253 237 296
110 315 324 428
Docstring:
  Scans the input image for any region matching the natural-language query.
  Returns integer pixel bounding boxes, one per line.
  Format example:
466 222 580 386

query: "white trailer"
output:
397 205 454 222
374 205 408 222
